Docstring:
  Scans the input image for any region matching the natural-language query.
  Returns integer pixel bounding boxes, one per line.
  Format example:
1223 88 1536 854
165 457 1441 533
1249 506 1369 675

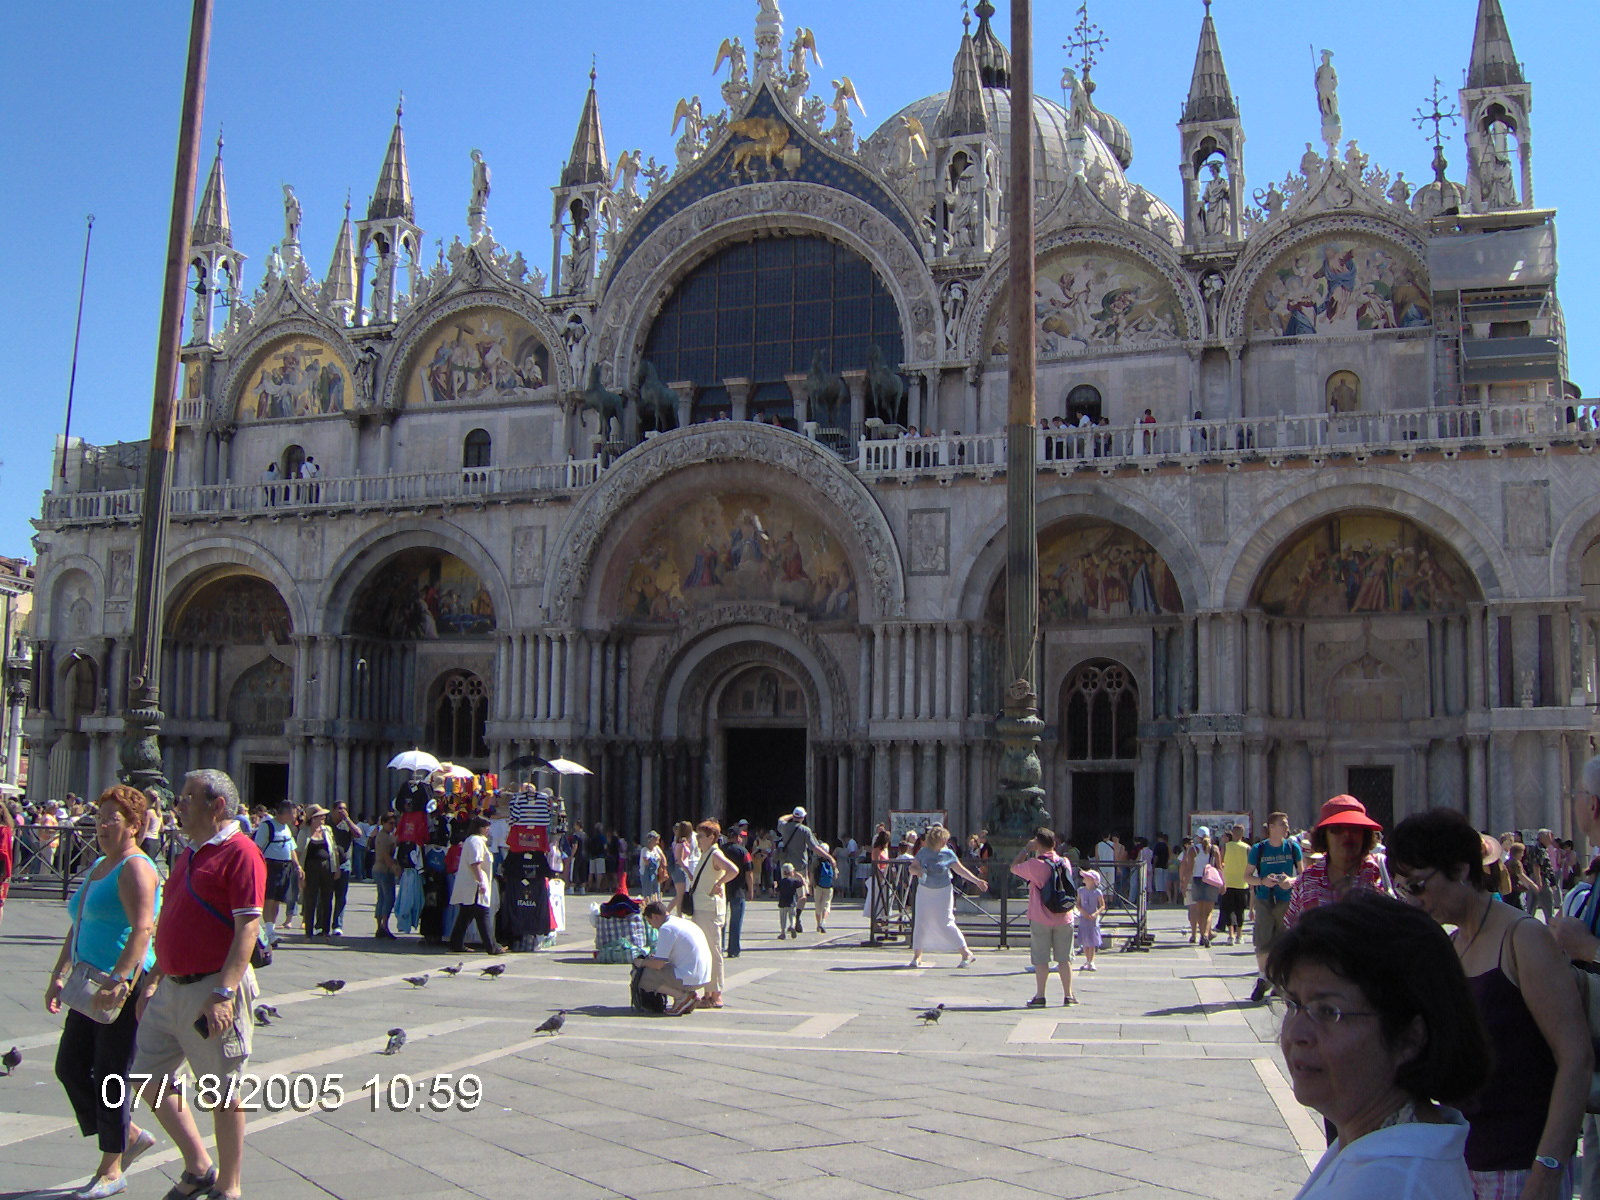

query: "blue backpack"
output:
1040 857 1078 914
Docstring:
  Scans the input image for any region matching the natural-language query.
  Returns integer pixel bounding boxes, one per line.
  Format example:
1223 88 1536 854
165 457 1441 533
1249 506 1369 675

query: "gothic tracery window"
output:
429 670 489 760
1061 659 1138 760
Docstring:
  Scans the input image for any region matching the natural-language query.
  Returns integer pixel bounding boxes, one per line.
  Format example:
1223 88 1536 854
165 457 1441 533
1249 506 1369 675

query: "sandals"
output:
122 1128 156 1172
160 1164 217 1200
74 1177 129 1200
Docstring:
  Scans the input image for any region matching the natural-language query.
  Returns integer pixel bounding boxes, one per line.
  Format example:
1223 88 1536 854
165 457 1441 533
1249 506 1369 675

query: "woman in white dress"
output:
909 825 988 968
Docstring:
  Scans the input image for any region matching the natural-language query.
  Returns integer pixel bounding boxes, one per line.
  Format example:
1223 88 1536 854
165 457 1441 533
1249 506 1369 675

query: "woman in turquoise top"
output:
45 784 161 1200
909 825 988 968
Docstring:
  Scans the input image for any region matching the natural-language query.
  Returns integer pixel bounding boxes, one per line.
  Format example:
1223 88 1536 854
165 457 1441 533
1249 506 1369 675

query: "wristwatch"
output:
1534 1155 1561 1171
211 986 236 1001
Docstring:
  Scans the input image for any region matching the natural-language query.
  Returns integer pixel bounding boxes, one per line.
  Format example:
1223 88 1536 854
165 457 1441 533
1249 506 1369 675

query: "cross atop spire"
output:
192 134 232 248
1467 0 1524 90
1415 76 1460 184
368 96 414 222
1182 0 1237 123
561 65 610 188
1064 2 1107 89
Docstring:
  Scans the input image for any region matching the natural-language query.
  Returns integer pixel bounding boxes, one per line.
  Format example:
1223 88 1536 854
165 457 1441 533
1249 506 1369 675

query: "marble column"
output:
668 381 696 430
1467 733 1488 831
1544 733 1565 835
784 373 810 428
1135 738 1157 836
962 364 980 434
842 370 867 431
724 377 752 423
1245 611 1266 716
905 369 923 431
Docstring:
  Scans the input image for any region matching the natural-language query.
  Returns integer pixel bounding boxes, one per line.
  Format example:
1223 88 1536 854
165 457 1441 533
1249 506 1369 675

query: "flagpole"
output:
59 214 96 480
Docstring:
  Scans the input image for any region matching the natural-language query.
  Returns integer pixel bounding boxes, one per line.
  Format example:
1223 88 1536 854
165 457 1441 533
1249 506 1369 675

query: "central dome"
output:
870 88 1079 198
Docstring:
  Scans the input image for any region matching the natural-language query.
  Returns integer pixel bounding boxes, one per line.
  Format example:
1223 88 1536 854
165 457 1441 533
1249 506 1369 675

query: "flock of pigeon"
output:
1 966 956 1083
237 964 565 1060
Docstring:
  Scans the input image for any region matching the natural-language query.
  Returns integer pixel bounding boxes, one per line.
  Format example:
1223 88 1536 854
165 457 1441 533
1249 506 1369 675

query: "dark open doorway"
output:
1070 770 1135 856
1346 766 1394 831
248 761 290 809
725 727 806 830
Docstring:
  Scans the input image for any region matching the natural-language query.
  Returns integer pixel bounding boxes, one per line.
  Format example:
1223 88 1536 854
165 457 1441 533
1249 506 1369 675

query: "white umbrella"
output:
388 749 442 773
433 762 476 780
542 757 593 776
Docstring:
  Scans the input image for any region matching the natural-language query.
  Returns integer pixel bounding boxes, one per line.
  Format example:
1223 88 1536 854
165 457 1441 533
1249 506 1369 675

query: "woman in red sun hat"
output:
1285 795 1390 928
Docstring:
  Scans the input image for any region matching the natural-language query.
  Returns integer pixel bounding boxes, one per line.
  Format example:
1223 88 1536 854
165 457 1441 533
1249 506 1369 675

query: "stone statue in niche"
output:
1520 668 1535 708
1199 161 1231 238
1201 271 1226 337
941 279 968 352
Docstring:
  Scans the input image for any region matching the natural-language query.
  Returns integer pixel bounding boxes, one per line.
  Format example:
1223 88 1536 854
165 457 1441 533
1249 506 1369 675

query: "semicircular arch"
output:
591 184 939 385
958 225 1202 362
379 286 570 408
545 422 905 624
950 484 1206 623
162 537 307 637
1227 213 1429 343
220 316 360 424
1215 472 1511 610
316 518 514 639
1550 493 1600 596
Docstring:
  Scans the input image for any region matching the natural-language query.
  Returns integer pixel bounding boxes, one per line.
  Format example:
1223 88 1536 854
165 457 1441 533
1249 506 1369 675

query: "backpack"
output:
1040 856 1078 914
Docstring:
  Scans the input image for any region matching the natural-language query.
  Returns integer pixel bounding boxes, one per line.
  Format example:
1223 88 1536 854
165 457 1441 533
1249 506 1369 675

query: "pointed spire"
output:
971 0 1010 89
1182 0 1237 123
937 15 989 139
1467 0 1524 89
368 95 414 222
192 135 232 247
561 65 611 187
322 193 357 315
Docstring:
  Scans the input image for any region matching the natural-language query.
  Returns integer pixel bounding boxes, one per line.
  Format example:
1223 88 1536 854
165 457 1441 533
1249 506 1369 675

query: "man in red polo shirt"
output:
130 769 265 1200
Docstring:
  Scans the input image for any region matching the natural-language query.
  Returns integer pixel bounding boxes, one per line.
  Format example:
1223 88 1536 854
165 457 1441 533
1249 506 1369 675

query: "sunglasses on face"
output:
1396 869 1438 897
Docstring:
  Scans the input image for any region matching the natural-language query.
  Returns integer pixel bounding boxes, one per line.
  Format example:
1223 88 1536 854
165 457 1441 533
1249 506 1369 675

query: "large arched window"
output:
1060 660 1138 760
642 235 904 423
429 670 489 761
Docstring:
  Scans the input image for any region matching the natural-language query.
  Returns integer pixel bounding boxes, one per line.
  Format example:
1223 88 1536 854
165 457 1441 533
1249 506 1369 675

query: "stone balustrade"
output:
40 458 604 525
856 400 1592 478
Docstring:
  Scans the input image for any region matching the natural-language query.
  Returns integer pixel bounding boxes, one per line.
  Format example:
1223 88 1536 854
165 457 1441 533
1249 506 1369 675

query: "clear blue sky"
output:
3 1 1593 561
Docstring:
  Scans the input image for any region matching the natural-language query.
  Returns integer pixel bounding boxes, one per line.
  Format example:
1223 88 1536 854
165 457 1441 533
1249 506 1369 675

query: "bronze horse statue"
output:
865 343 905 425
633 359 679 433
805 350 848 429
580 363 625 442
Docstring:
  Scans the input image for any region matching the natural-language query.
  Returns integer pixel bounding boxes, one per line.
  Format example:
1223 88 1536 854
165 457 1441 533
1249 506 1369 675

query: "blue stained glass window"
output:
641 234 905 422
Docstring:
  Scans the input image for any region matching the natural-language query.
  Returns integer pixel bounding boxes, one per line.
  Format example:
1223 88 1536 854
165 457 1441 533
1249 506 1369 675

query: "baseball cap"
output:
792 807 806 819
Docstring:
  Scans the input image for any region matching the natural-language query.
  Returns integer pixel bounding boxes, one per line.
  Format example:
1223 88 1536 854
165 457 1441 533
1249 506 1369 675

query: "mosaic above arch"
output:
404 306 553 407
1250 235 1430 338
237 336 354 421
620 491 857 625
1253 512 1477 617
172 575 292 643
351 550 495 639
986 520 1185 623
986 245 1186 358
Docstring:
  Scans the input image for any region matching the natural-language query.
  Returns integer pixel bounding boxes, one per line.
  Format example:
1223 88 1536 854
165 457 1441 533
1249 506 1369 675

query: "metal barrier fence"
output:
7 823 182 899
866 857 1150 952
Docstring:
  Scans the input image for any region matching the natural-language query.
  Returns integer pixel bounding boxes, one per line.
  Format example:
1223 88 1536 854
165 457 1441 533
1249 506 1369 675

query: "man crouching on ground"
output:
638 899 712 1015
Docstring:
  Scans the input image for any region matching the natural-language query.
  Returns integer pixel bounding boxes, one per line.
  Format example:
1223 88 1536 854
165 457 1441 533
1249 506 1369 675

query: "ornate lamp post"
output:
987 0 1050 859
119 0 214 800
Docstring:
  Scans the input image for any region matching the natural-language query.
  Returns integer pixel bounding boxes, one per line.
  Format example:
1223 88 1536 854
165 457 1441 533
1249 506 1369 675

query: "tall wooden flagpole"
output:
120 0 214 799
989 0 1050 856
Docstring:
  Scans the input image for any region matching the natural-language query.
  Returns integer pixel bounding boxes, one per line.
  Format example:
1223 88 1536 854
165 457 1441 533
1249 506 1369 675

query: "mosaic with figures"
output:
620 492 856 623
988 247 1186 357
238 338 353 420
1254 514 1474 617
405 308 552 406
1251 237 1431 338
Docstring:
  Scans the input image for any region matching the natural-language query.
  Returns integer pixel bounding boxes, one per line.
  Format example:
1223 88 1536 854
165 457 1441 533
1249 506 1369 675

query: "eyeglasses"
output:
1271 997 1379 1027
1396 869 1438 897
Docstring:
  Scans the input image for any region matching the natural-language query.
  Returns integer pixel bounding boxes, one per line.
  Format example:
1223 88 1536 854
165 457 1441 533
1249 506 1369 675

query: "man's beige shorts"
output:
131 969 257 1086
1029 922 1075 968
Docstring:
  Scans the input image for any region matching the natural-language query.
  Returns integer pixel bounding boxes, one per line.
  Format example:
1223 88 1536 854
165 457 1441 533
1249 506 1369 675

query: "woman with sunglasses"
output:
1269 893 1488 1198
1389 808 1590 1200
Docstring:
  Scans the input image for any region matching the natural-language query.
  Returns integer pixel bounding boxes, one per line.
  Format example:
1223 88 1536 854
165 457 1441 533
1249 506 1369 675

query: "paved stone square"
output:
1 885 1324 1200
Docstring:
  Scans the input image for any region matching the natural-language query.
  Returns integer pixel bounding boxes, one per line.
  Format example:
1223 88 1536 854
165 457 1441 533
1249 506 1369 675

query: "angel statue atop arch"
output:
613 148 643 198
671 95 706 166
714 36 748 106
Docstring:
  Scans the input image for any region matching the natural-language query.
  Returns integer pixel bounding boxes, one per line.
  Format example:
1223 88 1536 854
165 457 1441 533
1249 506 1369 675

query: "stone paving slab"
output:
0 886 1323 1200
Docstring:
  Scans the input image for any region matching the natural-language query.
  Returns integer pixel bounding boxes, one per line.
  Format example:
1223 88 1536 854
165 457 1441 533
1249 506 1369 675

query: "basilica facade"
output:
25 0 1597 849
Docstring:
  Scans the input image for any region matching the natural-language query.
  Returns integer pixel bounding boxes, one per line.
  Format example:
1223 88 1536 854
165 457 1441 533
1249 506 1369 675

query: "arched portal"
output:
429 669 489 762
716 664 809 833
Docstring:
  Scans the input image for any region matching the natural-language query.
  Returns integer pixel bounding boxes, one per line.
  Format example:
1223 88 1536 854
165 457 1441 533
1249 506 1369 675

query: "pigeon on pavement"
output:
1 1046 20 1075
316 979 346 994
441 963 464 977
916 1003 946 1025
479 963 507 978
402 975 429 988
253 1004 281 1026
534 1011 566 1035
383 1028 406 1055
